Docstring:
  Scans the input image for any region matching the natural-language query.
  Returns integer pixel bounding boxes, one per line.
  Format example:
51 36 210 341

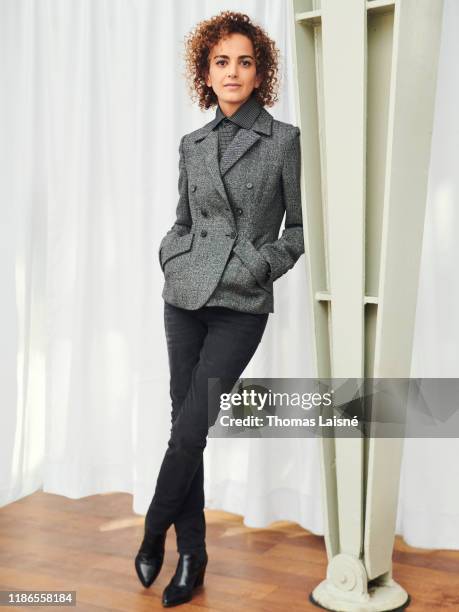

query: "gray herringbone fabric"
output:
158 94 305 314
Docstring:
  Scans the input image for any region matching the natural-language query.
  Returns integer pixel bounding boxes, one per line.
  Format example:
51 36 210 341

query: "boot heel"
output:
194 563 207 587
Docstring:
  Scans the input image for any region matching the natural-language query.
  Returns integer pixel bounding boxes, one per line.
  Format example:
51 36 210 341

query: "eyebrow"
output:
212 54 254 60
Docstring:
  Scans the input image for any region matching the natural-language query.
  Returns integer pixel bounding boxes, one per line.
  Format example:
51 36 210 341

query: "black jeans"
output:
145 301 269 553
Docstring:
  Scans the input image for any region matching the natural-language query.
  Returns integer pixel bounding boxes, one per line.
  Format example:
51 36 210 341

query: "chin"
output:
221 90 249 100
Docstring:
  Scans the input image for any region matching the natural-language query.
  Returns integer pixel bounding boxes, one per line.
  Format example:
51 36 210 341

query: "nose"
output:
227 61 238 77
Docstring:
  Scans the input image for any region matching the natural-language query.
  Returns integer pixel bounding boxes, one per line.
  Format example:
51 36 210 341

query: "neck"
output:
218 94 252 117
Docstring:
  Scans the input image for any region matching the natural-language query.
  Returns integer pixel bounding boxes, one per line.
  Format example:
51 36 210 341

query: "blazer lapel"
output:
201 130 230 207
219 129 261 176
193 106 273 205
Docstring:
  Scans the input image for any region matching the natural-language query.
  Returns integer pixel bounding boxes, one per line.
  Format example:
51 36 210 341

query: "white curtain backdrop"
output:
0 0 458 550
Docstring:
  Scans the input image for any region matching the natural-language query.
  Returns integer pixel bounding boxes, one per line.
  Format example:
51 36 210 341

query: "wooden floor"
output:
0 491 458 611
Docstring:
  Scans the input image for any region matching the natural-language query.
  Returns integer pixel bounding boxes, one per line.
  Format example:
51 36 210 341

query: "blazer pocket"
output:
233 238 272 292
160 232 194 272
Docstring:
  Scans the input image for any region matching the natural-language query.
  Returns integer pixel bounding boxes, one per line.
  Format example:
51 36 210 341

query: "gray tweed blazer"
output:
158 105 305 314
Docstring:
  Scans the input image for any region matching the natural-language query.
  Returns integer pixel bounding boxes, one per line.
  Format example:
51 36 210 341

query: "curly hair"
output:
183 11 280 110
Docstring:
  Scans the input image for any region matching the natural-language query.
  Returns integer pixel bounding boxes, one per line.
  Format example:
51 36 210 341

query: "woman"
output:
135 10 305 608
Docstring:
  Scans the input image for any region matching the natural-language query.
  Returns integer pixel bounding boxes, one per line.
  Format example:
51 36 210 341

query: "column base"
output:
309 580 410 612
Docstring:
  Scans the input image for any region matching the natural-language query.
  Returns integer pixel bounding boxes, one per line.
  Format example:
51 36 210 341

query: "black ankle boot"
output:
162 549 208 607
134 530 167 588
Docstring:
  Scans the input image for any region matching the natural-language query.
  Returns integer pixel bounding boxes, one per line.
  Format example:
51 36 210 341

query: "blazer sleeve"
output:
257 127 305 282
158 135 192 269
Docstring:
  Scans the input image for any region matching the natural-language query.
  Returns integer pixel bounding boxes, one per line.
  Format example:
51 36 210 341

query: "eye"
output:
215 59 253 67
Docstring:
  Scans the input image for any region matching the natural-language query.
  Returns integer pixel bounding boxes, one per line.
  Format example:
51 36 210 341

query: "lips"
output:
224 84 240 88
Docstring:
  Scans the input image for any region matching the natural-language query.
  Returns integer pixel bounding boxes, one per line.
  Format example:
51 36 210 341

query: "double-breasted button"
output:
201 229 207 237
229 230 237 239
201 208 208 217
191 185 197 192
246 182 253 189
236 207 243 216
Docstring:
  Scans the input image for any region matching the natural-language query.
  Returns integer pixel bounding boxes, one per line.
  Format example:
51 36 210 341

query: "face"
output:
205 33 262 116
